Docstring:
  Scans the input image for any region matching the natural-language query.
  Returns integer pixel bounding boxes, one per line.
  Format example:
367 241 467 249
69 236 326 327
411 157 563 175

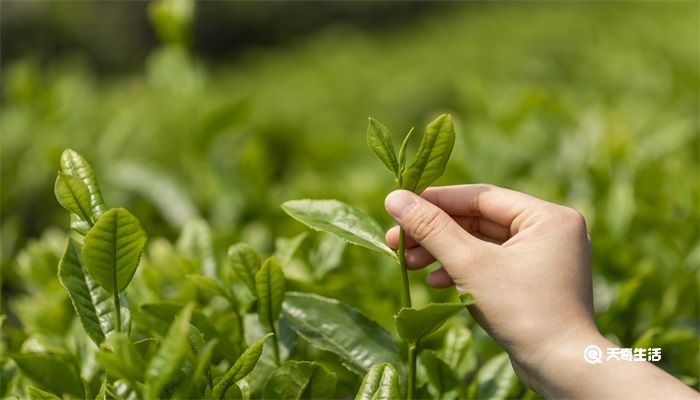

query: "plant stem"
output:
113 291 121 334
398 227 416 399
398 228 412 308
407 342 417 400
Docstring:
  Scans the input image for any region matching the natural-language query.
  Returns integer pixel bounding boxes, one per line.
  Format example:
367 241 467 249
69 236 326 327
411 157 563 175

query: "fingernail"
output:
385 190 417 219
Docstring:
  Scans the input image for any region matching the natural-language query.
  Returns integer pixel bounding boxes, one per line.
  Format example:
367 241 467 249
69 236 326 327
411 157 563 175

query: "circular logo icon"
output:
583 345 603 364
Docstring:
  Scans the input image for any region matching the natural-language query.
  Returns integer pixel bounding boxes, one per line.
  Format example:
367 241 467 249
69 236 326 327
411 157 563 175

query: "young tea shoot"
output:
282 114 474 400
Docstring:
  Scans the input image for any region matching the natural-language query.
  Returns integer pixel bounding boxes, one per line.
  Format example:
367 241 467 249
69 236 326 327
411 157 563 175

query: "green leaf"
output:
0 359 16 397
222 384 243 399
228 243 262 297
256 257 286 332
401 114 456 193
177 218 217 278
11 353 84 398
394 302 467 344
133 338 160 362
58 238 131 341
354 363 400 400
281 199 395 258
171 340 217 399
81 208 147 293
59 149 107 219
112 379 140 400
185 274 229 299
397 127 414 173
146 303 194 399
367 118 399 176
58 239 105 344
274 232 308 266
95 379 108 400
89 273 132 335
309 233 346 280
95 333 145 385
281 292 402 375
27 387 61 400
440 325 476 377
54 172 93 224
263 361 336 400
475 353 519 400
419 350 459 396
140 301 219 340
212 333 271 399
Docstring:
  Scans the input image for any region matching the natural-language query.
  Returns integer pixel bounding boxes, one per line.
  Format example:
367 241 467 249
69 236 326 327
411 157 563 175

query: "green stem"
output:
407 342 417 400
113 291 121 334
398 229 412 308
398 228 415 399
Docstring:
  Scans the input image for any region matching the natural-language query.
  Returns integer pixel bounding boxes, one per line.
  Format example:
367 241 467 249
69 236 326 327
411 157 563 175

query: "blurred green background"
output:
2 0 698 391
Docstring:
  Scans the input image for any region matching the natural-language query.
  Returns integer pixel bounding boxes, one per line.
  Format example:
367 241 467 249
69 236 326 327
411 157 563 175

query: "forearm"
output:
515 332 698 399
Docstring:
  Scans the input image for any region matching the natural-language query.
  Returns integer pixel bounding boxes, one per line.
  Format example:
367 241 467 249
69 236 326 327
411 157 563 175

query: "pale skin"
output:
384 184 698 399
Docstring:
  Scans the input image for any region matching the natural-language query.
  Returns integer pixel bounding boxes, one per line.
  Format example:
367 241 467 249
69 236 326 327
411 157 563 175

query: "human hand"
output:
384 184 698 398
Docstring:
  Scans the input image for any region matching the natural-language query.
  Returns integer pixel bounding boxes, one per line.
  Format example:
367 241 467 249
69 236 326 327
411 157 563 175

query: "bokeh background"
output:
2 0 698 395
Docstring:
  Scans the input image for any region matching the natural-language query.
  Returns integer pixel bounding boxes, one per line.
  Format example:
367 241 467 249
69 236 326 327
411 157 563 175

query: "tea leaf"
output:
58 238 131 342
394 302 467 344
310 233 346 280
274 232 308 266
59 149 107 219
281 199 395 258
112 379 140 400
440 325 477 377
263 360 336 400
11 353 84 398
256 257 286 332
397 127 414 173
212 333 271 399
354 363 400 400
281 292 402 375
185 274 229 299
177 218 217 278
90 274 131 335
367 118 399 176
54 172 93 225
27 387 61 400
419 350 459 396
146 303 194 399
401 114 455 193
95 333 145 384
94 379 108 400
475 353 518 400
81 208 147 293
228 243 262 296
58 239 105 344
171 340 217 399
140 302 219 340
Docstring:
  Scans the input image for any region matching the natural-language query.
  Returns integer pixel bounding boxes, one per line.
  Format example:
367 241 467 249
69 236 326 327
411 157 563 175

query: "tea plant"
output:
4 150 291 399
2 135 526 399
282 114 474 399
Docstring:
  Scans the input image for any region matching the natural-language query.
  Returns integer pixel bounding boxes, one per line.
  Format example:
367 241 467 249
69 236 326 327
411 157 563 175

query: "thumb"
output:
384 189 484 269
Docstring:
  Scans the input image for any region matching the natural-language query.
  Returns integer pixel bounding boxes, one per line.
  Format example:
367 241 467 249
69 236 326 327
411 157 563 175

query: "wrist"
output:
507 323 605 396
511 328 698 399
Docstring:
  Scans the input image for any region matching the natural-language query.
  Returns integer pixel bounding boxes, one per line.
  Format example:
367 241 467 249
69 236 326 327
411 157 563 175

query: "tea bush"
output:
1 1 698 398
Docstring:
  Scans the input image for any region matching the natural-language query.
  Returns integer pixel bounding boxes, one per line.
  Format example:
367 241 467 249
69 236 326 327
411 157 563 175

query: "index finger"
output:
421 184 548 233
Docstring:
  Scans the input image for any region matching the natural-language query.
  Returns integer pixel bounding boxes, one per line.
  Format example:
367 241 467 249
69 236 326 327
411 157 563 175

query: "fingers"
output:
385 190 484 268
421 184 548 235
427 266 454 288
385 216 510 249
404 246 436 269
